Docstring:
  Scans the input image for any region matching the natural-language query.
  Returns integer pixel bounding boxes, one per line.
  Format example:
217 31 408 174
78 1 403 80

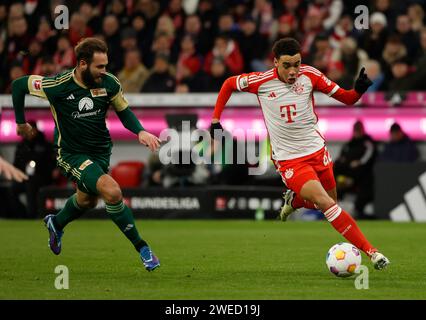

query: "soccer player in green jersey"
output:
12 38 161 271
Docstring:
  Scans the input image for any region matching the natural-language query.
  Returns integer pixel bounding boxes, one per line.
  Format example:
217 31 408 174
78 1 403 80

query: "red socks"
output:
324 204 377 257
290 192 377 257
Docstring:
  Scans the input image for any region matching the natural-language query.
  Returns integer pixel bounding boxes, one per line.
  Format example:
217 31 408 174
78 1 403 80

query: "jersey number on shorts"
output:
280 104 296 123
323 149 332 166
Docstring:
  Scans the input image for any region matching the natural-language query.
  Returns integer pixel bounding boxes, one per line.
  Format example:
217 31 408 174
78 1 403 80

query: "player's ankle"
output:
366 248 378 257
51 216 63 231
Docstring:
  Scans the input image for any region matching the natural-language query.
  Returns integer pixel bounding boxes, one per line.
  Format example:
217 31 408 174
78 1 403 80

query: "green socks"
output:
54 194 86 230
53 196 147 252
106 201 147 252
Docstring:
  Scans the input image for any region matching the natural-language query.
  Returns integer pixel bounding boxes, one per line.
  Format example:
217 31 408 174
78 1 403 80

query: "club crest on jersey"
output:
90 88 107 97
292 82 304 94
284 168 294 179
78 97 94 112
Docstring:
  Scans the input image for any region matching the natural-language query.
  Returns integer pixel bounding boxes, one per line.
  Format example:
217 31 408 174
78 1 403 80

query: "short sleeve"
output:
110 85 129 112
27 75 47 99
106 73 129 112
236 71 274 94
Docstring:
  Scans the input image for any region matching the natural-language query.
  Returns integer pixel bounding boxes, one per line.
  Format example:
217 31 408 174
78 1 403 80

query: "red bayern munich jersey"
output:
213 64 360 161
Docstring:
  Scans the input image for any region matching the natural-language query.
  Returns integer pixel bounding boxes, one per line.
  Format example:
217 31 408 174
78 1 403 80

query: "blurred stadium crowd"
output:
1 0 426 94
1 0 426 219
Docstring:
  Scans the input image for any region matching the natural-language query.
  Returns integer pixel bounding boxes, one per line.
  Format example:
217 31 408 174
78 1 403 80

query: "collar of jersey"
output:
72 68 89 89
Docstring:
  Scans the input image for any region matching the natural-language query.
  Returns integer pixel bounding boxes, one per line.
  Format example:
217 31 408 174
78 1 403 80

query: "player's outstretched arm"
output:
12 75 47 139
210 76 239 138
12 76 36 139
116 107 160 152
0 156 28 182
11 76 30 125
331 68 373 105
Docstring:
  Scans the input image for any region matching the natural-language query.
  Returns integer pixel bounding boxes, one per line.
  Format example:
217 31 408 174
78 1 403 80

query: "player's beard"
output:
81 68 99 88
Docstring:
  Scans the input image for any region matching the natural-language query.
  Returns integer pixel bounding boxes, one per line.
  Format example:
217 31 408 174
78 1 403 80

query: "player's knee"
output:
97 175 123 204
311 193 335 210
101 186 122 204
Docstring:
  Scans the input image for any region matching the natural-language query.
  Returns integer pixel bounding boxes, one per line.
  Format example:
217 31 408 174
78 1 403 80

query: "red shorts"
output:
273 147 336 194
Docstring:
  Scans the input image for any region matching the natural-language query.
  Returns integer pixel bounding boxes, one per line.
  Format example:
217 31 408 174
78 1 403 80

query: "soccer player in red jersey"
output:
210 38 390 270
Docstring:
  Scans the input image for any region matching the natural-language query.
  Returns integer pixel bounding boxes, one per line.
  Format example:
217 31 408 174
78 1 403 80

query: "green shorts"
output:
56 151 110 195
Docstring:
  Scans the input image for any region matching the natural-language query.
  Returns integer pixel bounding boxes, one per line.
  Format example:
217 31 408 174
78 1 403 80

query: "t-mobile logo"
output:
280 104 297 123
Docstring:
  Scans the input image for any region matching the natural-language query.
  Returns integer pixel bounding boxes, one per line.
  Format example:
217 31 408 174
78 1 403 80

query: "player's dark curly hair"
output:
272 38 301 58
75 37 108 65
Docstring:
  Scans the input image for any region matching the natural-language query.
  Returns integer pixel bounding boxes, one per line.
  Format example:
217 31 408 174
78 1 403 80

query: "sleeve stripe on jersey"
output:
43 70 72 82
42 72 72 86
42 73 72 85
300 66 321 72
248 69 274 78
299 69 322 76
249 73 275 84
236 75 241 91
299 66 321 74
327 85 340 96
299 68 322 77
42 74 73 88
248 69 274 81
42 70 73 84
43 76 72 88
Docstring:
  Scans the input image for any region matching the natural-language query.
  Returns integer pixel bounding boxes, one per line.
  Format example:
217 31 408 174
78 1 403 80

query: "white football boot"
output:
370 252 391 270
279 189 298 221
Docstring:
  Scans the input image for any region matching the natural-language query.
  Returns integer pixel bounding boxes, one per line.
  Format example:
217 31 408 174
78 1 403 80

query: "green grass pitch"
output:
1 219 425 299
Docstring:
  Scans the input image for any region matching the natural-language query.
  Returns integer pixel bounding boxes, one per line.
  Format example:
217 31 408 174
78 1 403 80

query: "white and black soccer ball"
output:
326 242 362 278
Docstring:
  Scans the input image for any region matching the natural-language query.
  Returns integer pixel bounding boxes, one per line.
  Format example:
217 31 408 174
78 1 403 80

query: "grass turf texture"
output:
0 219 425 299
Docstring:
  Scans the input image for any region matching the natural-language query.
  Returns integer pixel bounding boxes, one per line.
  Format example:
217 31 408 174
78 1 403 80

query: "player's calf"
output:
105 199 161 271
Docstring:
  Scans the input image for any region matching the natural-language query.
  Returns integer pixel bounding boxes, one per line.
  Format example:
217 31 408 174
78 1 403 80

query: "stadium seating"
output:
111 161 145 187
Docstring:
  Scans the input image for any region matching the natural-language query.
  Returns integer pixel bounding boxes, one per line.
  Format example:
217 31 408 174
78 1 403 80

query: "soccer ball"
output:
326 242 362 278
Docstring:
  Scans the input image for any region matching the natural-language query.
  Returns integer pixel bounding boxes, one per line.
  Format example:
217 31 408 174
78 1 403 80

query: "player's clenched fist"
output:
138 130 161 152
16 123 36 140
209 121 223 140
354 67 373 94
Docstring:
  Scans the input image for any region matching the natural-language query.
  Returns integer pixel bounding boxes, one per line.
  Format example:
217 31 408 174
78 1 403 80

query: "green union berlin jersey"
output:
26 69 129 156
